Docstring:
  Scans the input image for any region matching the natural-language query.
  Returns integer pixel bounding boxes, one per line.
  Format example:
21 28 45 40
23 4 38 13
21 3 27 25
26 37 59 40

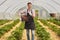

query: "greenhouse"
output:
0 0 60 40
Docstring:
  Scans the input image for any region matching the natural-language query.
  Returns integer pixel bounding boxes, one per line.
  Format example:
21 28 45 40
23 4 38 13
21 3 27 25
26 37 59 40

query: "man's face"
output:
28 4 32 9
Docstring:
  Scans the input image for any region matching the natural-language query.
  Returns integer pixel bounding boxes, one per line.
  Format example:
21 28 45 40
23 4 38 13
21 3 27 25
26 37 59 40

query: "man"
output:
21 2 35 40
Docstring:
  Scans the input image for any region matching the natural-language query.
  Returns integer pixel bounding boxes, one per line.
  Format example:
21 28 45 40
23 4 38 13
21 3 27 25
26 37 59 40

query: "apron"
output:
24 9 35 30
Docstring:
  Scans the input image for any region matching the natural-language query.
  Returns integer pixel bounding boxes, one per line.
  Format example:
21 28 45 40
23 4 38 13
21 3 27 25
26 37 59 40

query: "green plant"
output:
0 19 20 38
0 20 11 25
40 19 60 37
48 19 60 26
7 22 24 40
34 19 51 40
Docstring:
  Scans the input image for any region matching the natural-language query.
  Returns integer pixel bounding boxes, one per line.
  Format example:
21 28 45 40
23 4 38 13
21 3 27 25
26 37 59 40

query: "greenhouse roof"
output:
0 0 60 13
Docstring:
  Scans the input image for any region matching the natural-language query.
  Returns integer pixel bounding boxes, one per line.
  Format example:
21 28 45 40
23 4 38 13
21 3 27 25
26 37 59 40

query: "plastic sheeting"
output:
0 0 60 20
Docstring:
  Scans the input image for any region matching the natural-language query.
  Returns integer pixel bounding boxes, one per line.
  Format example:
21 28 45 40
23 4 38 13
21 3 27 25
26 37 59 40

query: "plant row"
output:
47 19 60 26
0 19 20 38
0 20 11 25
34 19 51 40
40 19 60 36
7 22 24 40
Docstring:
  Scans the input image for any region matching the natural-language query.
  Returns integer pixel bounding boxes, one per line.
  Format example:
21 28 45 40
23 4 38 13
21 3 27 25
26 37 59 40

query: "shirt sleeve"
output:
32 9 35 17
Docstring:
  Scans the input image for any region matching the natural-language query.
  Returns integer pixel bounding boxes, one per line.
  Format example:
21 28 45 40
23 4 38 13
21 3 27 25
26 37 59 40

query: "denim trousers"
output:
26 29 35 40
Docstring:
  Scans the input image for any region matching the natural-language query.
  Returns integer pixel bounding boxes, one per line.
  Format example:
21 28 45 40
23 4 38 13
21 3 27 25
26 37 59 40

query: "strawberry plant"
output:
0 20 11 25
7 22 24 40
48 19 60 26
34 19 51 40
0 19 20 38
40 19 60 37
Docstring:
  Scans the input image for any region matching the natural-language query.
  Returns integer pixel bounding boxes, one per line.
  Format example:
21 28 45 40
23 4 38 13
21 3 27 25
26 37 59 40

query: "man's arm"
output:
32 9 35 18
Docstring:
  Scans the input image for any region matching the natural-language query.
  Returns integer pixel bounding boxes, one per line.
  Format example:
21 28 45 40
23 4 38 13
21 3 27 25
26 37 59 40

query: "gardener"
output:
21 2 35 40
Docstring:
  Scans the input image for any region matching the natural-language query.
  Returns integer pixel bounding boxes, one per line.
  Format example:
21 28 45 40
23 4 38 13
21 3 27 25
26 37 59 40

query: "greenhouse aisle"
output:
22 29 37 40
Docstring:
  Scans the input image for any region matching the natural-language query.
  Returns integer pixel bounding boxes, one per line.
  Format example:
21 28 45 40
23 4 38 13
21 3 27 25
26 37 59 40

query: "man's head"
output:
27 2 32 9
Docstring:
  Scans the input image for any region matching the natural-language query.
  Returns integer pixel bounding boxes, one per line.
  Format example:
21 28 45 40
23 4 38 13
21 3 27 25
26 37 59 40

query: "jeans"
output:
26 29 35 40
